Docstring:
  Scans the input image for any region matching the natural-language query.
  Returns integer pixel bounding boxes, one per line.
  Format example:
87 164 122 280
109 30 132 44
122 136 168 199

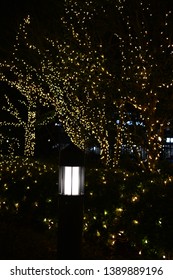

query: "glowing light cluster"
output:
84 169 173 259
1 1 173 171
0 16 56 157
0 132 20 156
0 154 57 230
41 0 173 171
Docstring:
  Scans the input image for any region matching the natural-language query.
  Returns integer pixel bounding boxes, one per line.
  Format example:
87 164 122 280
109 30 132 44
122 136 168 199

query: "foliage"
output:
1 157 173 259
84 167 173 259
0 155 58 229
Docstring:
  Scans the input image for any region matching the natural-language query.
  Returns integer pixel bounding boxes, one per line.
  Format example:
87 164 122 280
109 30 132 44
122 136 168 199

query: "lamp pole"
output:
58 143 85 259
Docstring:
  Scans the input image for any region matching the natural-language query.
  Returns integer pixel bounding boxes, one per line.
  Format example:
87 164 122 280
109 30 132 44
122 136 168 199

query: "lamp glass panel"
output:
59 166 84 195
71 167 80 195
64 166 72 195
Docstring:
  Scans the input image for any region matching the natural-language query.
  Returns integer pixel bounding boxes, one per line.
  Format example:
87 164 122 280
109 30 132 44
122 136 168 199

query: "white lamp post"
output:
58 143 85 259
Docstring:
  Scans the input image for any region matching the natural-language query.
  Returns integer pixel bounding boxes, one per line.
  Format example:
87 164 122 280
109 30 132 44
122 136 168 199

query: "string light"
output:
0 16 56 157
1 0 173 169
0 154 57 230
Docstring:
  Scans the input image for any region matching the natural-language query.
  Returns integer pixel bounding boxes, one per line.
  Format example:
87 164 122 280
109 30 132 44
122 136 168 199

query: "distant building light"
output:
90 146 100 154
55 123 61 126
166 137 173 143
136 121 144 126
52 144 59 149
127 121 133 125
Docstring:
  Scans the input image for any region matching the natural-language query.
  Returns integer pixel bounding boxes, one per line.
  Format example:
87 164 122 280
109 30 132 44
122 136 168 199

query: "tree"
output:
0 17 56 157
2 0 173 170
0 83 25 156
108 0 173 172
40 0 173 171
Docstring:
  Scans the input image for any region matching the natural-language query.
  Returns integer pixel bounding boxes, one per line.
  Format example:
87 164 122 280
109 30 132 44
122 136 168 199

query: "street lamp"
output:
59 166 84 196
58 143 85 259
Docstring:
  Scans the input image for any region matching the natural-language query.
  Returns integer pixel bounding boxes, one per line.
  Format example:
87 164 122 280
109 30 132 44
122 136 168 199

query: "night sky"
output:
1 0 173 52
0 0 63 57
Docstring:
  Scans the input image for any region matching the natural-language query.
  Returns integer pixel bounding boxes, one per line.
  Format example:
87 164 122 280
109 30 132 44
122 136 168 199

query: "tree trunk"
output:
24 108 36 157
